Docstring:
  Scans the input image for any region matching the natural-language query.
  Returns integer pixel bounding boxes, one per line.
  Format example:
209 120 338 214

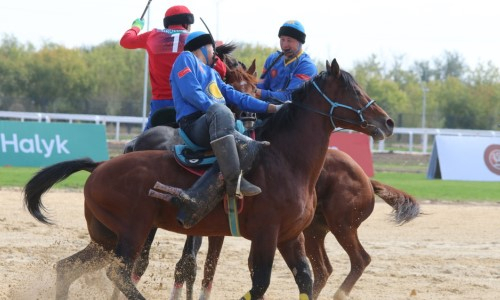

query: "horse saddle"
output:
173 119 247 170
173 129 216 170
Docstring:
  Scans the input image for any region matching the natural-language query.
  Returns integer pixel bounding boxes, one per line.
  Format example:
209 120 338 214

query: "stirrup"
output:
235 173 261 198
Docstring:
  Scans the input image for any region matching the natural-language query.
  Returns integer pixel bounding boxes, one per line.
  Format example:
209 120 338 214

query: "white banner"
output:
427 135 500 181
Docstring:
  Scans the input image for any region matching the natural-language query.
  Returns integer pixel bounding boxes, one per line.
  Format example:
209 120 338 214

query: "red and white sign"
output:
428 135 500 181
328 132 374 177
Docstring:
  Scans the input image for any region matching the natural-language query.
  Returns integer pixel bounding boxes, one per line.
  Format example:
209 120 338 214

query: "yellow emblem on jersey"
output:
207 81 223 100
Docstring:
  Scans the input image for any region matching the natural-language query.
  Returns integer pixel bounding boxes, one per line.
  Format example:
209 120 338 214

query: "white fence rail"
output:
0 110 145 141
2 111 499 154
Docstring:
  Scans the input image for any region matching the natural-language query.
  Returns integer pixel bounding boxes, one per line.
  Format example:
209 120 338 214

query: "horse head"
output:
322 59 393 140
223 58 258 129
286 59 393 141
225 64 258 97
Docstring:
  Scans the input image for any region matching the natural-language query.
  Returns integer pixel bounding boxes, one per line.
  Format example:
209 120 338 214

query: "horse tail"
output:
23 157 100 225
371 179 420 225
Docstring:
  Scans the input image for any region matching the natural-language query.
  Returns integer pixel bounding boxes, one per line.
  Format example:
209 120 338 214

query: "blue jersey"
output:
170 51 270 122
257 50 317 103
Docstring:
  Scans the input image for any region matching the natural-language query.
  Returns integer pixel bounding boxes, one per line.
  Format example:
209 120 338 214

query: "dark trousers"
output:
180 103 235 148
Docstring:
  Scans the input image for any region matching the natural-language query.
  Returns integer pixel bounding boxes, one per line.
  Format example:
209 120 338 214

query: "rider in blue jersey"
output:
170 31 281 227
256 20 318 104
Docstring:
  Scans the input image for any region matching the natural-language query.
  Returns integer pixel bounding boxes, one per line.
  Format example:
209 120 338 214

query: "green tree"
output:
233 43 279 78
24 43 94 113
433 51 467 80
0 35 32 110
86 41 145 115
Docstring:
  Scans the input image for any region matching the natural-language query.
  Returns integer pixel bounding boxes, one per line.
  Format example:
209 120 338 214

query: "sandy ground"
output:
1 188 499 300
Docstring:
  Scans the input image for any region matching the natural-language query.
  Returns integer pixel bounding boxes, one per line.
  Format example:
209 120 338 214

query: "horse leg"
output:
241 236 278 300
303 217 333 300
170 235 203 300
111 228 159 300
56 213 116 299
330 224 371 300
133 228 158 282
200 236 225 300
55 241 113 299
106 230 151 300
277 233 313 300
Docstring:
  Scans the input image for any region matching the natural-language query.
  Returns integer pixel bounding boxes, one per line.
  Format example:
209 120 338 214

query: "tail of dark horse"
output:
23 157 100 225
371 179 420 225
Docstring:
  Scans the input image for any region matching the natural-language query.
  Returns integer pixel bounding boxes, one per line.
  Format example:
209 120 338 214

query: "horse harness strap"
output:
292 79 376 130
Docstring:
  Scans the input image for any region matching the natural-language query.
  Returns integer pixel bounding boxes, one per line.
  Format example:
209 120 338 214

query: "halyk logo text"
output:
1 133 70 158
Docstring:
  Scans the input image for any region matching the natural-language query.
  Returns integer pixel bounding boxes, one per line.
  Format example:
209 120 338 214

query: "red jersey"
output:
120 27 190 100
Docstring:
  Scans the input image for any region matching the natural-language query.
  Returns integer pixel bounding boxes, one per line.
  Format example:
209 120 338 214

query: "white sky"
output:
1 0 499 70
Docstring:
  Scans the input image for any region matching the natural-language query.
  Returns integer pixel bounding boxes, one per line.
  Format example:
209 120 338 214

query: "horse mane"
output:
215 42 239 69
255 73 326 139
338 70 362 97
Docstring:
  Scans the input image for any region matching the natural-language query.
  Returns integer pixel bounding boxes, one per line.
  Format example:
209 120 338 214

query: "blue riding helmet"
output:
184 31 213 51
278 20 306 44
184 31 215 65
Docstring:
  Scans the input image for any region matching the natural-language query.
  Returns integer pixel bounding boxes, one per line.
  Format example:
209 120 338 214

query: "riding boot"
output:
233 131 269 173
211 134 261 198
176 163 225 229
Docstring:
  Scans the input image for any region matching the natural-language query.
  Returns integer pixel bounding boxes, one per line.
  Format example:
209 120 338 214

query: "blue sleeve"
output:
171 53 215 112
218 76 269 113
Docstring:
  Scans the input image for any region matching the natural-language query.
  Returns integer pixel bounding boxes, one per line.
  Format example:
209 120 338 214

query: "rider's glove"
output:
131 18 144 31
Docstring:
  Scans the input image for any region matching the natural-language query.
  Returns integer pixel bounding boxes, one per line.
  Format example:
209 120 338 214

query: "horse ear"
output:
248 59 256 75
330 59 340 79
326 60 331 72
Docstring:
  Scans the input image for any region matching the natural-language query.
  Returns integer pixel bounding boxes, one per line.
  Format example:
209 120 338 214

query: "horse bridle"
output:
291 75 376 130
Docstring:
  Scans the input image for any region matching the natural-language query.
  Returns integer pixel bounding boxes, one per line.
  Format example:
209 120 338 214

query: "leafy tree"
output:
412 60 434 82
433 51 467 80
86 41 145 115
434 77 478 128
1 38 500 130
0 35 33 110
233 43 279 78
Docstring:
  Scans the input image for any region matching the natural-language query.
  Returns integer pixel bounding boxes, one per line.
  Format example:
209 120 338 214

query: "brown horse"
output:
164 148 420 300
125 59 413 300
23 60 394 300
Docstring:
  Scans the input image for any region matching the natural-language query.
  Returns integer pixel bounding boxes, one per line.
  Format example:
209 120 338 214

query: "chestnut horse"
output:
23 60 394 300
122 58 415 300
128 149 419 300
167 149 420 300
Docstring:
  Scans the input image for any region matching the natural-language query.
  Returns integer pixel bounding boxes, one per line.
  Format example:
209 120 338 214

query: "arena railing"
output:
1 111 499 154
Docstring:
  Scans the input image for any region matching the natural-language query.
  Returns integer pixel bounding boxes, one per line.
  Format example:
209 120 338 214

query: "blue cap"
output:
184 31 213 51
278 20 306 44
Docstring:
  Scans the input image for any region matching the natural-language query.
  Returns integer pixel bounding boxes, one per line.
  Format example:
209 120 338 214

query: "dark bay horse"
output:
122 58 414 300
169 149 420 300
133 148 419 300
23 60 394 300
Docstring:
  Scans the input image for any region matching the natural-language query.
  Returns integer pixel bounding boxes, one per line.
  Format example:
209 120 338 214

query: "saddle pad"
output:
174 145 216 168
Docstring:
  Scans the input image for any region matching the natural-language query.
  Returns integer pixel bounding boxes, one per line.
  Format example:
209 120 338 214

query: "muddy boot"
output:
211 134 261 198
176 164 226 229
233 131 269 173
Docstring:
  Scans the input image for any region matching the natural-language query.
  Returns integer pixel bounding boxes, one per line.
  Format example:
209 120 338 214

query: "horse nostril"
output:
386 118 395 129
